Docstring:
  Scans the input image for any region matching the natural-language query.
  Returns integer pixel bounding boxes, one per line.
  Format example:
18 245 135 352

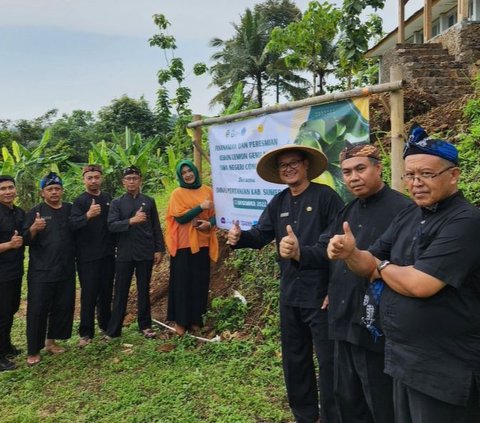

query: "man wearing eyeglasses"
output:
280 143 412 423
326 125 480 422
70 165 115 347
228 144 344 423
104 166 165 340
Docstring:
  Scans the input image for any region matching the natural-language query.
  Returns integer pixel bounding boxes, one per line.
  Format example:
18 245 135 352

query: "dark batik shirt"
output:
70 191 115 263
108 192 165 262
300 184 412 351
0 203 25 282
235 183 344 308
24 202 76 283
369 191 480 406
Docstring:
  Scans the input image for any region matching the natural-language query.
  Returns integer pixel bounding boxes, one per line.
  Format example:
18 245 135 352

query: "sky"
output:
0 0 423 122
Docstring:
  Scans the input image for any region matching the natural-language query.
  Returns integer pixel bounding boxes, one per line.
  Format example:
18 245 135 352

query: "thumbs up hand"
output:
129 206 147 225
279 225 300 261
10 230 23 249
86 198 101 219
31 212 47 232
227 220 241 246
327 221 356 260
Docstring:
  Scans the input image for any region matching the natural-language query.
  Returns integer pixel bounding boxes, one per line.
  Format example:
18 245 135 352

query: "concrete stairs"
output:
395 43 473 104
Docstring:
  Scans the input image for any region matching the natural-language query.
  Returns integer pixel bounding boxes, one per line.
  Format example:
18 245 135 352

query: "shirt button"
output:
341 300 345 304
293 221 297 224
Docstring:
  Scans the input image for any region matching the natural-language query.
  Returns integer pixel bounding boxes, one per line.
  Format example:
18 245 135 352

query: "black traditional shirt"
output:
0 203 25 282
235 183 343 308
108 192 165 262
369 191 480 406
70 191 115 263
300 185 412 351
24 202 76 283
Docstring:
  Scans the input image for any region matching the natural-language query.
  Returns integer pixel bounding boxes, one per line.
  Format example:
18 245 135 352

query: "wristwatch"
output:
377 260 391 274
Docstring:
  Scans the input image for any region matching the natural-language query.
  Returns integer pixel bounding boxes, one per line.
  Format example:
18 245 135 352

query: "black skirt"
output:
167 247 210 328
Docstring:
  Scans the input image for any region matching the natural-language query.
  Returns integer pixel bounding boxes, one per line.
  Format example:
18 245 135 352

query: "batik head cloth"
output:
403 124 458 165
339 143 380 162
40 172 63 189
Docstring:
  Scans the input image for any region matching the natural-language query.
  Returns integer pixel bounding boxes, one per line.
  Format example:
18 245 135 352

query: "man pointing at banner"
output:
228 144 344 423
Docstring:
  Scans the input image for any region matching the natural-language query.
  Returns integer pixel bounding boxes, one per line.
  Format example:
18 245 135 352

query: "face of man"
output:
41 184 63 207
403 154 459 207
180 165 195 184
83 171 102 194
0 181 17 207
122 174 142 195
341 156 383 199
277 151 309 187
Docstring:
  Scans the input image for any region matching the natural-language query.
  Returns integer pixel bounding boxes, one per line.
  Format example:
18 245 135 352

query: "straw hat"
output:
256 144 328 184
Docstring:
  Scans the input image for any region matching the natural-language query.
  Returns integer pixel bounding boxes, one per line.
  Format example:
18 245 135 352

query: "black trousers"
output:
0 278 22 357
334 340 393 423
167 247 210 329
106 260 153 337
26 278 75 355
77 256 115 338
280 303 339 423
393 378 480 423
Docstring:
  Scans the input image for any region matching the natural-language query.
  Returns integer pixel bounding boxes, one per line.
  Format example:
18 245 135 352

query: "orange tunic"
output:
165 185 219 262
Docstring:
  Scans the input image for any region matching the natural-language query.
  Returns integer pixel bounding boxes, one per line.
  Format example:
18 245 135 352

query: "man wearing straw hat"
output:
228 144 344 423
280 143 412 422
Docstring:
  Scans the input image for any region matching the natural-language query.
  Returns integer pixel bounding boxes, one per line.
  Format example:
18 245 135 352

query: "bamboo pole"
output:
390 66 405 192
193 114 202 175
398 0 405 43
187 81 404 129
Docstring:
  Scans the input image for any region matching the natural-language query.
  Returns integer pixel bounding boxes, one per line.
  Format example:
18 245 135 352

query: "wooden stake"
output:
390 66 405 193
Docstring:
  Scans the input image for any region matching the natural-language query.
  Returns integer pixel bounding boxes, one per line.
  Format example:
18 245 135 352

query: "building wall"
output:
430 20 480 76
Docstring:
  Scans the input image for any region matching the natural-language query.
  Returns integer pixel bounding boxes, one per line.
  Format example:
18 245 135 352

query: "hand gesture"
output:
86 198 101 219
200 199 213 210
279 225 300 261
327 222 356 260
10 230 23 249
227 220 241 246
129 206 147 225
154 251 163 265
31 212 47 232
195 219 211 233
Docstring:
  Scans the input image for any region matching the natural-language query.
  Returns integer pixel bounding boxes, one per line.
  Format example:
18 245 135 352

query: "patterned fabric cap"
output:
339 143 380 162
403 123 458 165
40 172 63 189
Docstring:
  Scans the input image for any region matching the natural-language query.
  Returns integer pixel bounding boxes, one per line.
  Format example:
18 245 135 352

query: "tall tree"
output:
267 1 342 95
96 95 156 141
209 1 308 109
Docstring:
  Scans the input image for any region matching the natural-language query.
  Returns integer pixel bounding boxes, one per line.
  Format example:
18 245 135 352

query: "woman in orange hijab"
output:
165 160 218 335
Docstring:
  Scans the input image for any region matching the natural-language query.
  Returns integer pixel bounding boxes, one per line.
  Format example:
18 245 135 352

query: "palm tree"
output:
209 7 308 109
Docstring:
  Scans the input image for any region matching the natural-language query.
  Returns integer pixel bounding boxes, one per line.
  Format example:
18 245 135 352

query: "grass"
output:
1 300 291 423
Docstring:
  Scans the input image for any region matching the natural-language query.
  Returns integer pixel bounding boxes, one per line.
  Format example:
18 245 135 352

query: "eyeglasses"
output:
278 159 303 172
401 166 455 182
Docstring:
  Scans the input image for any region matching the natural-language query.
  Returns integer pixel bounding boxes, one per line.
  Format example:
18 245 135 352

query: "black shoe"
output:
6 345 22 356
0 356 16 371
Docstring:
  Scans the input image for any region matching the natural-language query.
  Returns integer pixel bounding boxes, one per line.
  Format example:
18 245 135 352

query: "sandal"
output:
77 337 92 348
27 355 41 367
142 328 157 339
45 341 66 355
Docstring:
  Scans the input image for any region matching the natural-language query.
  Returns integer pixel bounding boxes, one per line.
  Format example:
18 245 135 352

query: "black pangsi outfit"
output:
70 191 115 339
301 185 412 423
234 183 343 423
24 203 76 355
369 191 480 423
0 203 25 359
106 192 165 337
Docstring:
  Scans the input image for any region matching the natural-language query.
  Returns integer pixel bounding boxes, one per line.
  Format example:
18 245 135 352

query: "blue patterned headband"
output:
403 124 458 165
40 172 63 189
